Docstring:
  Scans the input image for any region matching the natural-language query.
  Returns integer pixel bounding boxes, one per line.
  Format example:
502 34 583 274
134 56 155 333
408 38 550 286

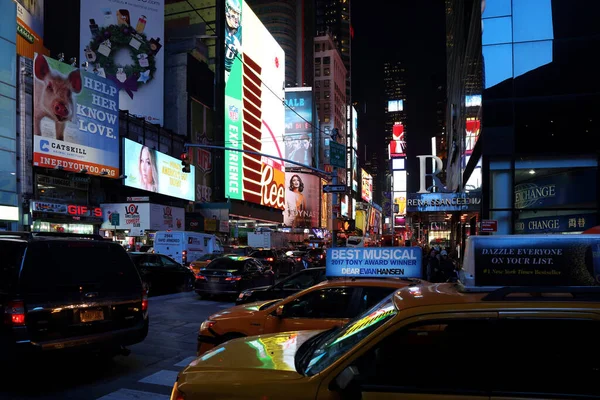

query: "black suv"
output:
0 232 148 360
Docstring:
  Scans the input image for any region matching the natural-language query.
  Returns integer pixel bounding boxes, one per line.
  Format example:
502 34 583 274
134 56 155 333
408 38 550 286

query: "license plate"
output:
210 277 220 282
81 309 104 323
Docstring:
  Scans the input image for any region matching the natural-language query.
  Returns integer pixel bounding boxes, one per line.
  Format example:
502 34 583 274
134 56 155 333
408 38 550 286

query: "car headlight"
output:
200 320 216 332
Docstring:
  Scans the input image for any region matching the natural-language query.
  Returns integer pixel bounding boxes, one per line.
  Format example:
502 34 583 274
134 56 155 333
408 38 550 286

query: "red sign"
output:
67 205 102 217
480 220 498 233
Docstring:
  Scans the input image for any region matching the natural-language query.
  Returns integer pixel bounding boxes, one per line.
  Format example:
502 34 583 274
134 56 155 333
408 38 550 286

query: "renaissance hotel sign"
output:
407 192 481 212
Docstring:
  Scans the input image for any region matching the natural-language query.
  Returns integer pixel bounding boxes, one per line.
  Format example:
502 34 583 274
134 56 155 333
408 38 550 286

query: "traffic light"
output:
181 151 190 173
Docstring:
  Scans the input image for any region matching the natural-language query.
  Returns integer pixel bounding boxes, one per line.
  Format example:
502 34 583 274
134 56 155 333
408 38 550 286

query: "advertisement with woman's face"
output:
283 172 320 228
123 138 195 201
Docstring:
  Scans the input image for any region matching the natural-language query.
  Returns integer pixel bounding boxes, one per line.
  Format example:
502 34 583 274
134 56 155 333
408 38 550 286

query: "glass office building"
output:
449 0 600 235
0 0 19 229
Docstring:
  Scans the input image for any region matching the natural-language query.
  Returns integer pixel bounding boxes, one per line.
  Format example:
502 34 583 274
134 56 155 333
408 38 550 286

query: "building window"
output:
324 80 330 88
316 92 320 100
324 116 330 123
324 90 331 99
323 56 331 65
315 43 321 52
315 68 321 77
315 80 321 88
324 68 330 76
315 57 321 65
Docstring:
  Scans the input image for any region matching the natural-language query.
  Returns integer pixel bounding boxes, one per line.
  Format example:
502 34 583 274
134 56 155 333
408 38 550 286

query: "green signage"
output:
17 23 34 44
330 141 346 168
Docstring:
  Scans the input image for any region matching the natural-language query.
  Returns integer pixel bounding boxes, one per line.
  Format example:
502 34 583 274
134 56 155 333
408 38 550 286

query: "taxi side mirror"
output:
334 366 360 390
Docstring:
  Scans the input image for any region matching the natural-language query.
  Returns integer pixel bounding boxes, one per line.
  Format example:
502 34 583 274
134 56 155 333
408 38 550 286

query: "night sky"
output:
352 0 447 178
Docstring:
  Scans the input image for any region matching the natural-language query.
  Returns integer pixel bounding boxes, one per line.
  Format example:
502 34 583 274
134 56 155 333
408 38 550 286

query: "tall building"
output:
314 33 347 175
383 60 407 141
447 0 600 237
0 0 19 229
247 0 316 87
315 0 351 99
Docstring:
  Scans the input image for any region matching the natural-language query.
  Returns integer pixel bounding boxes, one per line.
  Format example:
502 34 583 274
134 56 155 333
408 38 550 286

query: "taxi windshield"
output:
302 294 397 376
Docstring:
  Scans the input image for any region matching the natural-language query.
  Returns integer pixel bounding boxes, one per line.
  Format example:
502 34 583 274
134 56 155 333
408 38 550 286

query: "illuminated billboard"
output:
123 138 195 201
79 0 165 124
224 0 286 209
361 169 372 203
283 172 320 228
388 122 406 157
284 88 313 167
32 54 120 178
387 100 403 112
465 117 480 154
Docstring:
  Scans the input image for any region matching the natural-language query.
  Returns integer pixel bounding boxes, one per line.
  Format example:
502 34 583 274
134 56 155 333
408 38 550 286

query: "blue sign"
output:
515 213 596 234
326 247 423 278
407 192 481 212
515 169 596 209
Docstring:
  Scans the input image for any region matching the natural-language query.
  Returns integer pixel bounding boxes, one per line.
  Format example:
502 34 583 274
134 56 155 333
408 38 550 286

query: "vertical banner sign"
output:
190 99 214 203
32 53 120 177
284 88 313 167
283 172 320 228
80 0 164 124
224 0 286 209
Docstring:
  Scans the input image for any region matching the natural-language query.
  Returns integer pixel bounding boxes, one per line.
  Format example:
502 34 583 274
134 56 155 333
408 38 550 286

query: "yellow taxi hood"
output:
209 299 281 319
179 330 323 383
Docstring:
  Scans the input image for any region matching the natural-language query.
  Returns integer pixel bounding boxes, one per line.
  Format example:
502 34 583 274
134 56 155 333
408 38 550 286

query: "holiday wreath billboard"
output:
79 0 164 125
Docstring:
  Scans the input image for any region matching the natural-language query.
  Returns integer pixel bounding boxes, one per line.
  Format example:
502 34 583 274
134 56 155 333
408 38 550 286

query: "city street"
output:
0 292 233 400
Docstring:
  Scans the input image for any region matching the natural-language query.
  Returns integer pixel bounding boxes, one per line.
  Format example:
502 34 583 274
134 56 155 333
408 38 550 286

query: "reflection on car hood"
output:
179 330 323 383
209 299 280 319
244 285 272 292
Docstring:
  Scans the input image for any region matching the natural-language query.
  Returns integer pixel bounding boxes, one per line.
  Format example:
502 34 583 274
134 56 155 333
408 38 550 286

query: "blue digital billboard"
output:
326 247 422 278
284 88 313 167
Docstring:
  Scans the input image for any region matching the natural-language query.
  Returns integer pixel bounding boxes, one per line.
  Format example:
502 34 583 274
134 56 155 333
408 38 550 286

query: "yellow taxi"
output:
171 238 600 399
188 253 236 275
196 277 421 355
172 282 600 399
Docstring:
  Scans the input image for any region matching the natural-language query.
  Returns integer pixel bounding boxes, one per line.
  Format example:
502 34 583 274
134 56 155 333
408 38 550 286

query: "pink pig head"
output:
34 55 82 124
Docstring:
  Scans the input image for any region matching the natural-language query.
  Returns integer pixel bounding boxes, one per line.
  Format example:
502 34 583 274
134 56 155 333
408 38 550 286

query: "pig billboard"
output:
79 0 164 124
32 53 120 178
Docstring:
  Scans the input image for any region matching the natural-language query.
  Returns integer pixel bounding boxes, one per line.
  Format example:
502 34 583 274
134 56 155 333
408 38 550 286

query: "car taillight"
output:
296 257 301 262
141 290 148 312
4 300 25 326
225 276 242 281
196 274 207 280
266 257 274 262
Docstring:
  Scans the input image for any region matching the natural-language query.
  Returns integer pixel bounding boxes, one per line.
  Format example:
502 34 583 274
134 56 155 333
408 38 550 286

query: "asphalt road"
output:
0 291 233 400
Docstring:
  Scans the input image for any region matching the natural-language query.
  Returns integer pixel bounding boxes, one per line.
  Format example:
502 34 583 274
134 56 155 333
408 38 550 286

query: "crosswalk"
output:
96 355 198 400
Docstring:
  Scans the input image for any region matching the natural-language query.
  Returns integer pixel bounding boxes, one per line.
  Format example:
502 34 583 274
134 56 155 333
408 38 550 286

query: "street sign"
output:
480 220 498 232
110 213 120 226
323 184 346 193
329 141 346 168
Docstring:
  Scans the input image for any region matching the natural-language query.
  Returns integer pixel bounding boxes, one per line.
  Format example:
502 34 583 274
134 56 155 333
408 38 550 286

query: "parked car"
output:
249 249 297 278
194 256 275 298
189 253 237 275
0 232 148 361
236 267 327 305
128 252 196 295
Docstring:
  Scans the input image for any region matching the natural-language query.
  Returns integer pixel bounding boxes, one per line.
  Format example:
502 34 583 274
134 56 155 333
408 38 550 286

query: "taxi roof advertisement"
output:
326 247 423 278
468 235 600 286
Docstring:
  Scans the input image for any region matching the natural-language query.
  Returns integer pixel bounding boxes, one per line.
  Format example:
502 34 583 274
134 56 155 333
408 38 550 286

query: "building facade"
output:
247 0 315 87
448 0 600 236
0 0 19 229
314 34 347 171
383 60 407 141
